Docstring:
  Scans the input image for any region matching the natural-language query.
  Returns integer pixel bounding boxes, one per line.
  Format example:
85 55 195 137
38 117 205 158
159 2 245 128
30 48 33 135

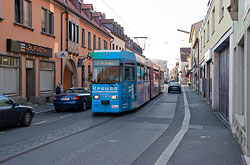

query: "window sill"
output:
14 22 34 31
88 48 92 50
0 17 4 22
41 32 56 38
81 45 86 48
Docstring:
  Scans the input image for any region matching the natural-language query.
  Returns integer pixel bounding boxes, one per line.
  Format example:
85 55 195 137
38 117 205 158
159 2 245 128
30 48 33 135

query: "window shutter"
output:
46 10 49 33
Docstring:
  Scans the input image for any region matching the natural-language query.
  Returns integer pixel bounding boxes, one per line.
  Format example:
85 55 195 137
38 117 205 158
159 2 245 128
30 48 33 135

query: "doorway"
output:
26 59 35 101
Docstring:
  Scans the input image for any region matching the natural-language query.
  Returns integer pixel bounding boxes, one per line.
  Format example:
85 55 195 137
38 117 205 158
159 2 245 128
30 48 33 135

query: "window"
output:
39 61 55 92
76 25 79 43
88 65 91 81
116 45 118 50
0 0 2 18
112 43 115 50
212 8 215 33
98 37 101 50
200 36 203 52
15 0 32 27
203 30 205 47
41 8 54 35
0 56 20 94
72 23 75 42
93 34 96 50
88 32 91 49
81 28 85 47
207 21 209 42
0 96 13 107
220 0 224 20
68 21 72 41
137 63 141 80
68 21 78 43
124 60 135 81
104 40 108 50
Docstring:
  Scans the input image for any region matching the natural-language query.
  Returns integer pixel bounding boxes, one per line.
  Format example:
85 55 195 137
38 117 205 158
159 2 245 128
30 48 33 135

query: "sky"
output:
84 0 208 69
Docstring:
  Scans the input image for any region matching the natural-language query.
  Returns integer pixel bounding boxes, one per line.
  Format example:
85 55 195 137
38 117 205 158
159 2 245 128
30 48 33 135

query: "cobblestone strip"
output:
0 117 113 163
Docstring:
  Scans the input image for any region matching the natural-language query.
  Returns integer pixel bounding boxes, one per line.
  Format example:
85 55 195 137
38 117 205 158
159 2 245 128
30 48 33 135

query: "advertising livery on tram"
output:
91 50 164 113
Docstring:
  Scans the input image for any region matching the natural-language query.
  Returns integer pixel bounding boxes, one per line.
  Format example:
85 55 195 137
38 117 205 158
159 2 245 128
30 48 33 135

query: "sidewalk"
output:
167 86 244 165
31 103 54 114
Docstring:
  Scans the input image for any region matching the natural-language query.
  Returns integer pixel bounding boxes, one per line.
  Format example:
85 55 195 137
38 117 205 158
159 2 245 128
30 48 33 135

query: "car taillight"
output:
54 96 57 101
74 96 80 100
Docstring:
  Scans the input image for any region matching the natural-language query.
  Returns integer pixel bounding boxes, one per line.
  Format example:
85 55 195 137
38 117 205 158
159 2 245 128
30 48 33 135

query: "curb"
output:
36 107 55 114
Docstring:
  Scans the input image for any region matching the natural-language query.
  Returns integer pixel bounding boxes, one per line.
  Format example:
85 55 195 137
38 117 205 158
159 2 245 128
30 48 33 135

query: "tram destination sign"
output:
93 60 120 66
6 39 52 58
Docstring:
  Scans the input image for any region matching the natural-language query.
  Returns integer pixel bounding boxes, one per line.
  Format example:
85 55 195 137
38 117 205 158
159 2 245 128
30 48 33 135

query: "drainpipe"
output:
110 38 114 50
60 1 69 85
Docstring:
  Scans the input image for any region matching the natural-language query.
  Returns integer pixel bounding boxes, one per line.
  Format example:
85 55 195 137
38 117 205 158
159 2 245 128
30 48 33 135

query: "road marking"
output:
60 114 72 119
32 120 47 126
0 132 5 134
154 87 191 165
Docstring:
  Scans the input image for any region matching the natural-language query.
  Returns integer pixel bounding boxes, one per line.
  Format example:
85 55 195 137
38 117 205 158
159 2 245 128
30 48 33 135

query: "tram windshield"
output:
93 60 122 83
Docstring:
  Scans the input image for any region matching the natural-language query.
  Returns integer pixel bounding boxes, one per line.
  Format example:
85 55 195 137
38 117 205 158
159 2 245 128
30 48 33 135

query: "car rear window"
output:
170 82 179 86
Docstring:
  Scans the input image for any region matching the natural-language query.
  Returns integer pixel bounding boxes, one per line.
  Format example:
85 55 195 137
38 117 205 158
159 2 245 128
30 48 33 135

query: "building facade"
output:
0 0 112 105
179 47 190 84
199 0 232 121
189 21 203 91
228 0 250 156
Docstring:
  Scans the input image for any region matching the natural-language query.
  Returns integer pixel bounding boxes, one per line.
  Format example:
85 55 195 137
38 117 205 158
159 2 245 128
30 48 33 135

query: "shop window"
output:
93 34 96 50
0 56 20 94
39 61 55 92
41 8 54 35
88 32 91 49
81 28 85 47
15 0 32 27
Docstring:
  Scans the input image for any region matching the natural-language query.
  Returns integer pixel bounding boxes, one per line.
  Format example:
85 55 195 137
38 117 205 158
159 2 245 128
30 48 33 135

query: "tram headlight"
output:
111 95 118 99
93 95 99 99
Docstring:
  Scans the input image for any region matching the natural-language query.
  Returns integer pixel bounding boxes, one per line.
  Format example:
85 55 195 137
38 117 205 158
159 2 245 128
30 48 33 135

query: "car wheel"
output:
168 90 170 93
179 90 182 93
81 101 87 111
21 112 32 127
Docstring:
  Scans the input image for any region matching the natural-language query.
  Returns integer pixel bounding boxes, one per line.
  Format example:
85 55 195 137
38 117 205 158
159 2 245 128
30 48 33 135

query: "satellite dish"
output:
57 51 68 58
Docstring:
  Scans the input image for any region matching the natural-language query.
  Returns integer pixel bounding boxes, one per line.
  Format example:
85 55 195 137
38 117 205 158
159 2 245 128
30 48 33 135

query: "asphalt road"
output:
0 86 184 165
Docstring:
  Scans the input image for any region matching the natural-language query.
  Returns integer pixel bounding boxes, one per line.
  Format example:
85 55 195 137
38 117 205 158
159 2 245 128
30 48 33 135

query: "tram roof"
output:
92 50 136 60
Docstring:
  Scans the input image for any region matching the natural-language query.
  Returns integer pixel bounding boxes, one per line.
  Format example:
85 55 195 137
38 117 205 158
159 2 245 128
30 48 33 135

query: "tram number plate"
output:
61 97 70 101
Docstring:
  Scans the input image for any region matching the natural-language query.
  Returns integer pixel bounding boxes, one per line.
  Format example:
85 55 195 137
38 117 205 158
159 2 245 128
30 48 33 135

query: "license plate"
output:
61 97 70 101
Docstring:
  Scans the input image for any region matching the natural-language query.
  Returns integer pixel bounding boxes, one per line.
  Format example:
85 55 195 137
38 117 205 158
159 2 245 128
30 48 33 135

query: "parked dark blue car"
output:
168 82 181 93
53 88 92 112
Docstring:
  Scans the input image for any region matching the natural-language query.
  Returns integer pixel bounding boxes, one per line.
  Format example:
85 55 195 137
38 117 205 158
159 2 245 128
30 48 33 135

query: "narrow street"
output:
0 86 243 165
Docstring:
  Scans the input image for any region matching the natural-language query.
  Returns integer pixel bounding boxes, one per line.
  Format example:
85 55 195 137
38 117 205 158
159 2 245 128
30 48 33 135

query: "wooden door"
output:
63 67 72 90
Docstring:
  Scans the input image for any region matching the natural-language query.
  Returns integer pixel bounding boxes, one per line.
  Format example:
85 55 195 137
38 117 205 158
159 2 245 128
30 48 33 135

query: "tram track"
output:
0 90 167 163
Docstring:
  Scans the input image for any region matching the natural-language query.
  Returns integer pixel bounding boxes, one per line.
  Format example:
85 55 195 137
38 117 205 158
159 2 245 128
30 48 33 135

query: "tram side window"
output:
141 65 145 81
125 65 135 81
145 67 150 81
137 63 141 81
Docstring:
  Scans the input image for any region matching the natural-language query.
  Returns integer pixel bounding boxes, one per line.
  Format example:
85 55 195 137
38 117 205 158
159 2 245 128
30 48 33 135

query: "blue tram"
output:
91 50 163 113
